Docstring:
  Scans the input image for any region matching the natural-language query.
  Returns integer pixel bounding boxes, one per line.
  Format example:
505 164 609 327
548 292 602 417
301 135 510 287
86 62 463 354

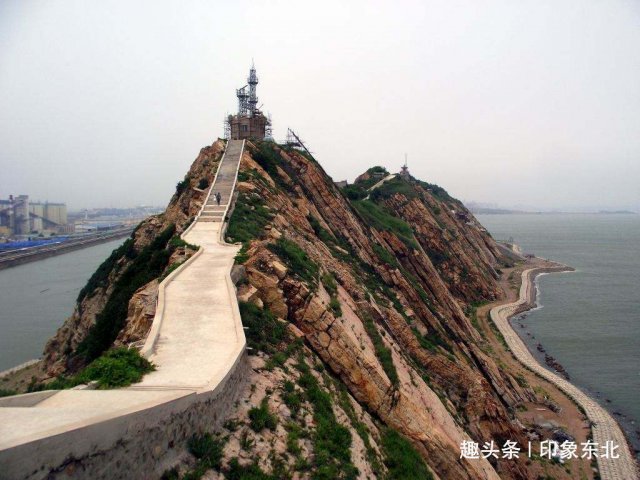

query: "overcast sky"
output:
1 0 639 211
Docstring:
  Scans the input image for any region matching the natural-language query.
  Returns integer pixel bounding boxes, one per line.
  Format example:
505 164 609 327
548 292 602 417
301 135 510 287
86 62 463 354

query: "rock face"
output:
39 139 561 479
217 143 543 479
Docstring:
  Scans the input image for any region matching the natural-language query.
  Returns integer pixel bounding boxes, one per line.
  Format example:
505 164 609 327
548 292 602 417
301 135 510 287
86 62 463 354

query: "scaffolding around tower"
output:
226 62 271 140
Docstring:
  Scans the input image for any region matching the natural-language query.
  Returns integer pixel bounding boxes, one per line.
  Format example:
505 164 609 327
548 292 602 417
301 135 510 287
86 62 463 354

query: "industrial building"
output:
0 195 68 237
225 63 272 141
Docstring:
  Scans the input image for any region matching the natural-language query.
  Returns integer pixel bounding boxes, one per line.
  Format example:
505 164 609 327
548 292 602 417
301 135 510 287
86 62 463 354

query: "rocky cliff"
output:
39 139 582 480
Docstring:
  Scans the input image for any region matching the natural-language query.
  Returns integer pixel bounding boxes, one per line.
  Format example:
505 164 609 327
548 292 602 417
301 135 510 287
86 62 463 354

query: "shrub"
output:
226 458 275 480
176 176 190 195
248 397 278 432
268 238 319 286
329 297 342 317
0 389 16 398
44 347 155 390
381 428 433 479
187 433 225 470
75 347 154 388
169 235 198 250
239 302 287 353
197 178 209 190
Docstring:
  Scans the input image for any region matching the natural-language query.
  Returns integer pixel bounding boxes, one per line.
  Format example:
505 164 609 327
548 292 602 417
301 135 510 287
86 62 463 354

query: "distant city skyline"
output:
1 1 639 212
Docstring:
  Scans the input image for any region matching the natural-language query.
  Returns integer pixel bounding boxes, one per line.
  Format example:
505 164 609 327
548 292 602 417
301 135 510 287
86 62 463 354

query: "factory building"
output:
0 195 68 237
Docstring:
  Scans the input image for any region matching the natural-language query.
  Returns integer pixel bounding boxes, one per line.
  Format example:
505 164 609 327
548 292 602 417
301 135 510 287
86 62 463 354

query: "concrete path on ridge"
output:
0 140 245 451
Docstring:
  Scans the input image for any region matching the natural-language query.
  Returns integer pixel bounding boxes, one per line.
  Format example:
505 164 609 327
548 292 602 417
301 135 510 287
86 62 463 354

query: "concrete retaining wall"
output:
0 351 249 480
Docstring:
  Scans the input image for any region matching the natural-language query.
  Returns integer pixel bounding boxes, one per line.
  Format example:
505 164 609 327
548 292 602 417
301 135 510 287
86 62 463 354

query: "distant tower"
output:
399 153 411 179
247 61 258 116
228 62 271 140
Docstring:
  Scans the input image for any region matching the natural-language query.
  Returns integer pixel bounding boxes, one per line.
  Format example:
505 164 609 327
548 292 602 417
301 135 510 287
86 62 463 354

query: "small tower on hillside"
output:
227 62 271 140
399 153 411 180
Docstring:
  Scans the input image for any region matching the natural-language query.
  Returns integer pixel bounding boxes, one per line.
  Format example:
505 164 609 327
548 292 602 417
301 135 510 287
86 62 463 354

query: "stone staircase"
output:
199 139 244 223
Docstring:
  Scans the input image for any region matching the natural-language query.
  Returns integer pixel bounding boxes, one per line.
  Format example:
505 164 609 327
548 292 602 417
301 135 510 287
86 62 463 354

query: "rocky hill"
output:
37 139 583 480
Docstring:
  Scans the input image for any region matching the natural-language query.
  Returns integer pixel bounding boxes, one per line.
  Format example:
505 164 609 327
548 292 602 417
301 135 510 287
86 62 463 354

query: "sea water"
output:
0 238 125 372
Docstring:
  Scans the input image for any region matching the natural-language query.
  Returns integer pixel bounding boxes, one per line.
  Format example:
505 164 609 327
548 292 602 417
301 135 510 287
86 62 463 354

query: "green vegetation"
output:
268 238 319 286
0 389 17 398
176 176 191 195
363 314 399 386
234 242 251 264
423 246 449 267
179 433 226 479
370 177 416 202
321 272 342 316
329 297 342 317
281 380 303 418
249 397 278 432
308 215 334 244
239 302 287 354
197 178 209 190
39 348 154 390
415 179 452 202
75 224 177 362
169 235 199 251
351 200 418 249
296 357 358 480
334 382 383 475
77 238 135 302
381 428 434 480
251 142 290 189
187 433 225 470
342 184 368 201
412 327 452 354
227 458 276 480
226 192 273 244
372 243 400 268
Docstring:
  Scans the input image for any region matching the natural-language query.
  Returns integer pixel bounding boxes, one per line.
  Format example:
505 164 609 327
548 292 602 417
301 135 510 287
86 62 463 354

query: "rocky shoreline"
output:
501 262 640 476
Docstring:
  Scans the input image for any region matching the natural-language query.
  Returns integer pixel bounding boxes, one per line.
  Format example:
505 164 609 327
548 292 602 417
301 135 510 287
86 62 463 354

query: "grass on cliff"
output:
295 356 358 480
226 192 273 244
268 237 319 286
381 428 434 480
362 313 399 386
248 397 278 432
75 224 177 363
38 347 154 390
239 302 287 354
351 200 418 250
370 176 417 201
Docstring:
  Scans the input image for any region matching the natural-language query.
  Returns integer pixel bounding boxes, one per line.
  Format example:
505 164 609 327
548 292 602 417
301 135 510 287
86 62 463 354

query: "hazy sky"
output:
1 0 639 211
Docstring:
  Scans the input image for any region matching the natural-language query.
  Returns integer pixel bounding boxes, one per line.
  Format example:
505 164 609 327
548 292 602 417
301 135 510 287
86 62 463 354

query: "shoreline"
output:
512 268 640 460
491 263 639 479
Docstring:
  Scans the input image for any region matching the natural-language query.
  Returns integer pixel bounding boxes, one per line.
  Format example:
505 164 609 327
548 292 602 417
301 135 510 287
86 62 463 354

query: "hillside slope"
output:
36 139 588 479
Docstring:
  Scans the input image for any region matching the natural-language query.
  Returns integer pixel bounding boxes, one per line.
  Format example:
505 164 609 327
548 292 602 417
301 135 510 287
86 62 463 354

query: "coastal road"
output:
491 268 639 480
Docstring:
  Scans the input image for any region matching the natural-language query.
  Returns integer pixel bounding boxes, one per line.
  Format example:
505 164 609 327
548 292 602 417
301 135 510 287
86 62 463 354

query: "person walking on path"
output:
216 192 222 206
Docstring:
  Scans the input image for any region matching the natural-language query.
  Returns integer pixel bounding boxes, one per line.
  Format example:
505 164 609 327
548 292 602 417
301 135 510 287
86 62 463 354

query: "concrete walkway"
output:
491 268 638 480
0 140 245 453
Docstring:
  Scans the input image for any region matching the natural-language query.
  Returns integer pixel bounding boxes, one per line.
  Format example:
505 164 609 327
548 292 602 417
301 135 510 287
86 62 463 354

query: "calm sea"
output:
0 238 125 372
477 213 640 453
